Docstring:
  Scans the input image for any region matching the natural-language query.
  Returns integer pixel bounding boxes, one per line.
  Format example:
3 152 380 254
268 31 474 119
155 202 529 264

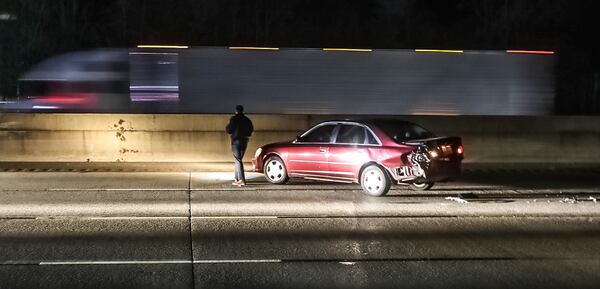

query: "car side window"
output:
365 129 379 145
299 124 336 143
335 125 366 144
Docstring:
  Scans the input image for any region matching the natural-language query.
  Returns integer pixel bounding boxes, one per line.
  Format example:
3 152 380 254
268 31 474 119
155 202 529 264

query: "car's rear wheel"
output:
410 182 434 191
360 165 391 197
263 156 289 184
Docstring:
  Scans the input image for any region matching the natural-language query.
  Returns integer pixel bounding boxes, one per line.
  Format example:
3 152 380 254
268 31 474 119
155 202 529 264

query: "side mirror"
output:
294 135 303 143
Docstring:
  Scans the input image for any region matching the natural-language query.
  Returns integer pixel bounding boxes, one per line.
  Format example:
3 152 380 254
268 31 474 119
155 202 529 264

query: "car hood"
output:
261 141 294 149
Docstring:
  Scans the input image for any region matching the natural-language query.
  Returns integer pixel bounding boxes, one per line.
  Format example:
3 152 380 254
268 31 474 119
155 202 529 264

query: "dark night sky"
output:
1 0 599 113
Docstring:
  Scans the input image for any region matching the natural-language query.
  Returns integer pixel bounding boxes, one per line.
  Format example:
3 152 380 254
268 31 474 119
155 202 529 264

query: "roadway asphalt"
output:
0 169 599 288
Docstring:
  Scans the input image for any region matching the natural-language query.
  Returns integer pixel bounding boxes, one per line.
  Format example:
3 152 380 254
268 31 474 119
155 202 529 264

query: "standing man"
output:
226 105 254 187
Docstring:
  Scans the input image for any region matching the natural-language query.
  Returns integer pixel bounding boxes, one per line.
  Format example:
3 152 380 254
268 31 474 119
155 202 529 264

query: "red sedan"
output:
252 120 463 196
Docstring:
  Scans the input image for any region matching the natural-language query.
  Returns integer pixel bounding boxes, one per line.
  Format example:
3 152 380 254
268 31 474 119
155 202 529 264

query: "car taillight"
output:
457 145 464 155
429 150 439 158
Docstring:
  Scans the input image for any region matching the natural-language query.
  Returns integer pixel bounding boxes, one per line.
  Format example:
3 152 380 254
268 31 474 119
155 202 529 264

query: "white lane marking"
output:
47 189 185 191
86 216 187 220
38 259 282 265
194 259 282 264
40 260 191 265
192 216 278 219
32 216 188 220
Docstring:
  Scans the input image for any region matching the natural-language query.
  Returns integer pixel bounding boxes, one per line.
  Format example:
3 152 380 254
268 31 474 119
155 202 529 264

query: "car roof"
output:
315 119 416 127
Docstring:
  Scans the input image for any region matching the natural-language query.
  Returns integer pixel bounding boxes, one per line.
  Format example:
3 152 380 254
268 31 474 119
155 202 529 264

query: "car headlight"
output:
254 147 263 158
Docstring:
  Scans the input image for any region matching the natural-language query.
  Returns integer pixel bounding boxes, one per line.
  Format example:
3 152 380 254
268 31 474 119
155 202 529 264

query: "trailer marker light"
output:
415 49 464 53
506 50 555 55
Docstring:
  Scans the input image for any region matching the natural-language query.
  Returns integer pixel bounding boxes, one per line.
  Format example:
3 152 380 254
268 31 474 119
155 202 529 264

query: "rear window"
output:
373 121 435 143
336 125 366 144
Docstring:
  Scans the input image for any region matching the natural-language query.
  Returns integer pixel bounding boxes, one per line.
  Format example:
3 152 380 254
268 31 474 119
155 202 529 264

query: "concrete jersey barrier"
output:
0 113 599 164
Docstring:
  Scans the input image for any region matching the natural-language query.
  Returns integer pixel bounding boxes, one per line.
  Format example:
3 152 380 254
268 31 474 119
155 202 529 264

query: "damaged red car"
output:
252 120 463 196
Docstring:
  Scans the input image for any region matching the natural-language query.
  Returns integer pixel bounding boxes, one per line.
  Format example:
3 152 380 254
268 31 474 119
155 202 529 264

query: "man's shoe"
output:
232 180 241 186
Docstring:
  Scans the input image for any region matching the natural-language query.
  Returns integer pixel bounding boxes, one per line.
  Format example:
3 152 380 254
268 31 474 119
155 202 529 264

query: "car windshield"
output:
372 121 436 143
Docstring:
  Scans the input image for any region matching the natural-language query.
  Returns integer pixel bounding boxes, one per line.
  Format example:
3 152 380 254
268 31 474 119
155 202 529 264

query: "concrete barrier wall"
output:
1 113 599 164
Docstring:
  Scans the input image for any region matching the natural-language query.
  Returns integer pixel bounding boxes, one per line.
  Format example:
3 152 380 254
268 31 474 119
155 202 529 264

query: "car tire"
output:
409 182 434 191
263 156 289 184
360 165 391 197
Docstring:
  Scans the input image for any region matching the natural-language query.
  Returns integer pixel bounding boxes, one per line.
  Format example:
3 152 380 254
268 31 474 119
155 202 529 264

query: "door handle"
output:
319 147 328 153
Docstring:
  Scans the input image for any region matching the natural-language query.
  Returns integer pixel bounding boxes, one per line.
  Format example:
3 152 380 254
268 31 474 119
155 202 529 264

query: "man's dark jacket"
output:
226 113 254 141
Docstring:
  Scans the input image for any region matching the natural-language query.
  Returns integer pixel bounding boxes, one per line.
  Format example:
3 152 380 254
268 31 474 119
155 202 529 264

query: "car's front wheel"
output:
360 165 391 197
263 156 289 184
409 182 434 191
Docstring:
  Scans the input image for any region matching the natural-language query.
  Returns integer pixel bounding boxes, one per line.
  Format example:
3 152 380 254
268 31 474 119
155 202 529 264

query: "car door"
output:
286 124 336 177
328 124 379 181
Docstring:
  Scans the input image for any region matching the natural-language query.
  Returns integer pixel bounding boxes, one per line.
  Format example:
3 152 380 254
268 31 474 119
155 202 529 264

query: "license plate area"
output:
396 165 425 179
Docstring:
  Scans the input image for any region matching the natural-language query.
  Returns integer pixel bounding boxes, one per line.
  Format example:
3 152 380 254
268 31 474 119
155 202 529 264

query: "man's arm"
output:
225 116 234 134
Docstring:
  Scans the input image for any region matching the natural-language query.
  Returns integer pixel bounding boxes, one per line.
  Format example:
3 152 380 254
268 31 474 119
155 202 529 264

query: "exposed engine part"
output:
394 145 431 182
410 145 431 172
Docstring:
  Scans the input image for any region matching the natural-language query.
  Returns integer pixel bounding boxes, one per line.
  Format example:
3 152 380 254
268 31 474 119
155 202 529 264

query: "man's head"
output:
235 105 244 114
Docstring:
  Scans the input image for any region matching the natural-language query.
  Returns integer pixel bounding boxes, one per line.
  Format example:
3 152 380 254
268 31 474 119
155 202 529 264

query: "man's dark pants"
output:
232 138 248 181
